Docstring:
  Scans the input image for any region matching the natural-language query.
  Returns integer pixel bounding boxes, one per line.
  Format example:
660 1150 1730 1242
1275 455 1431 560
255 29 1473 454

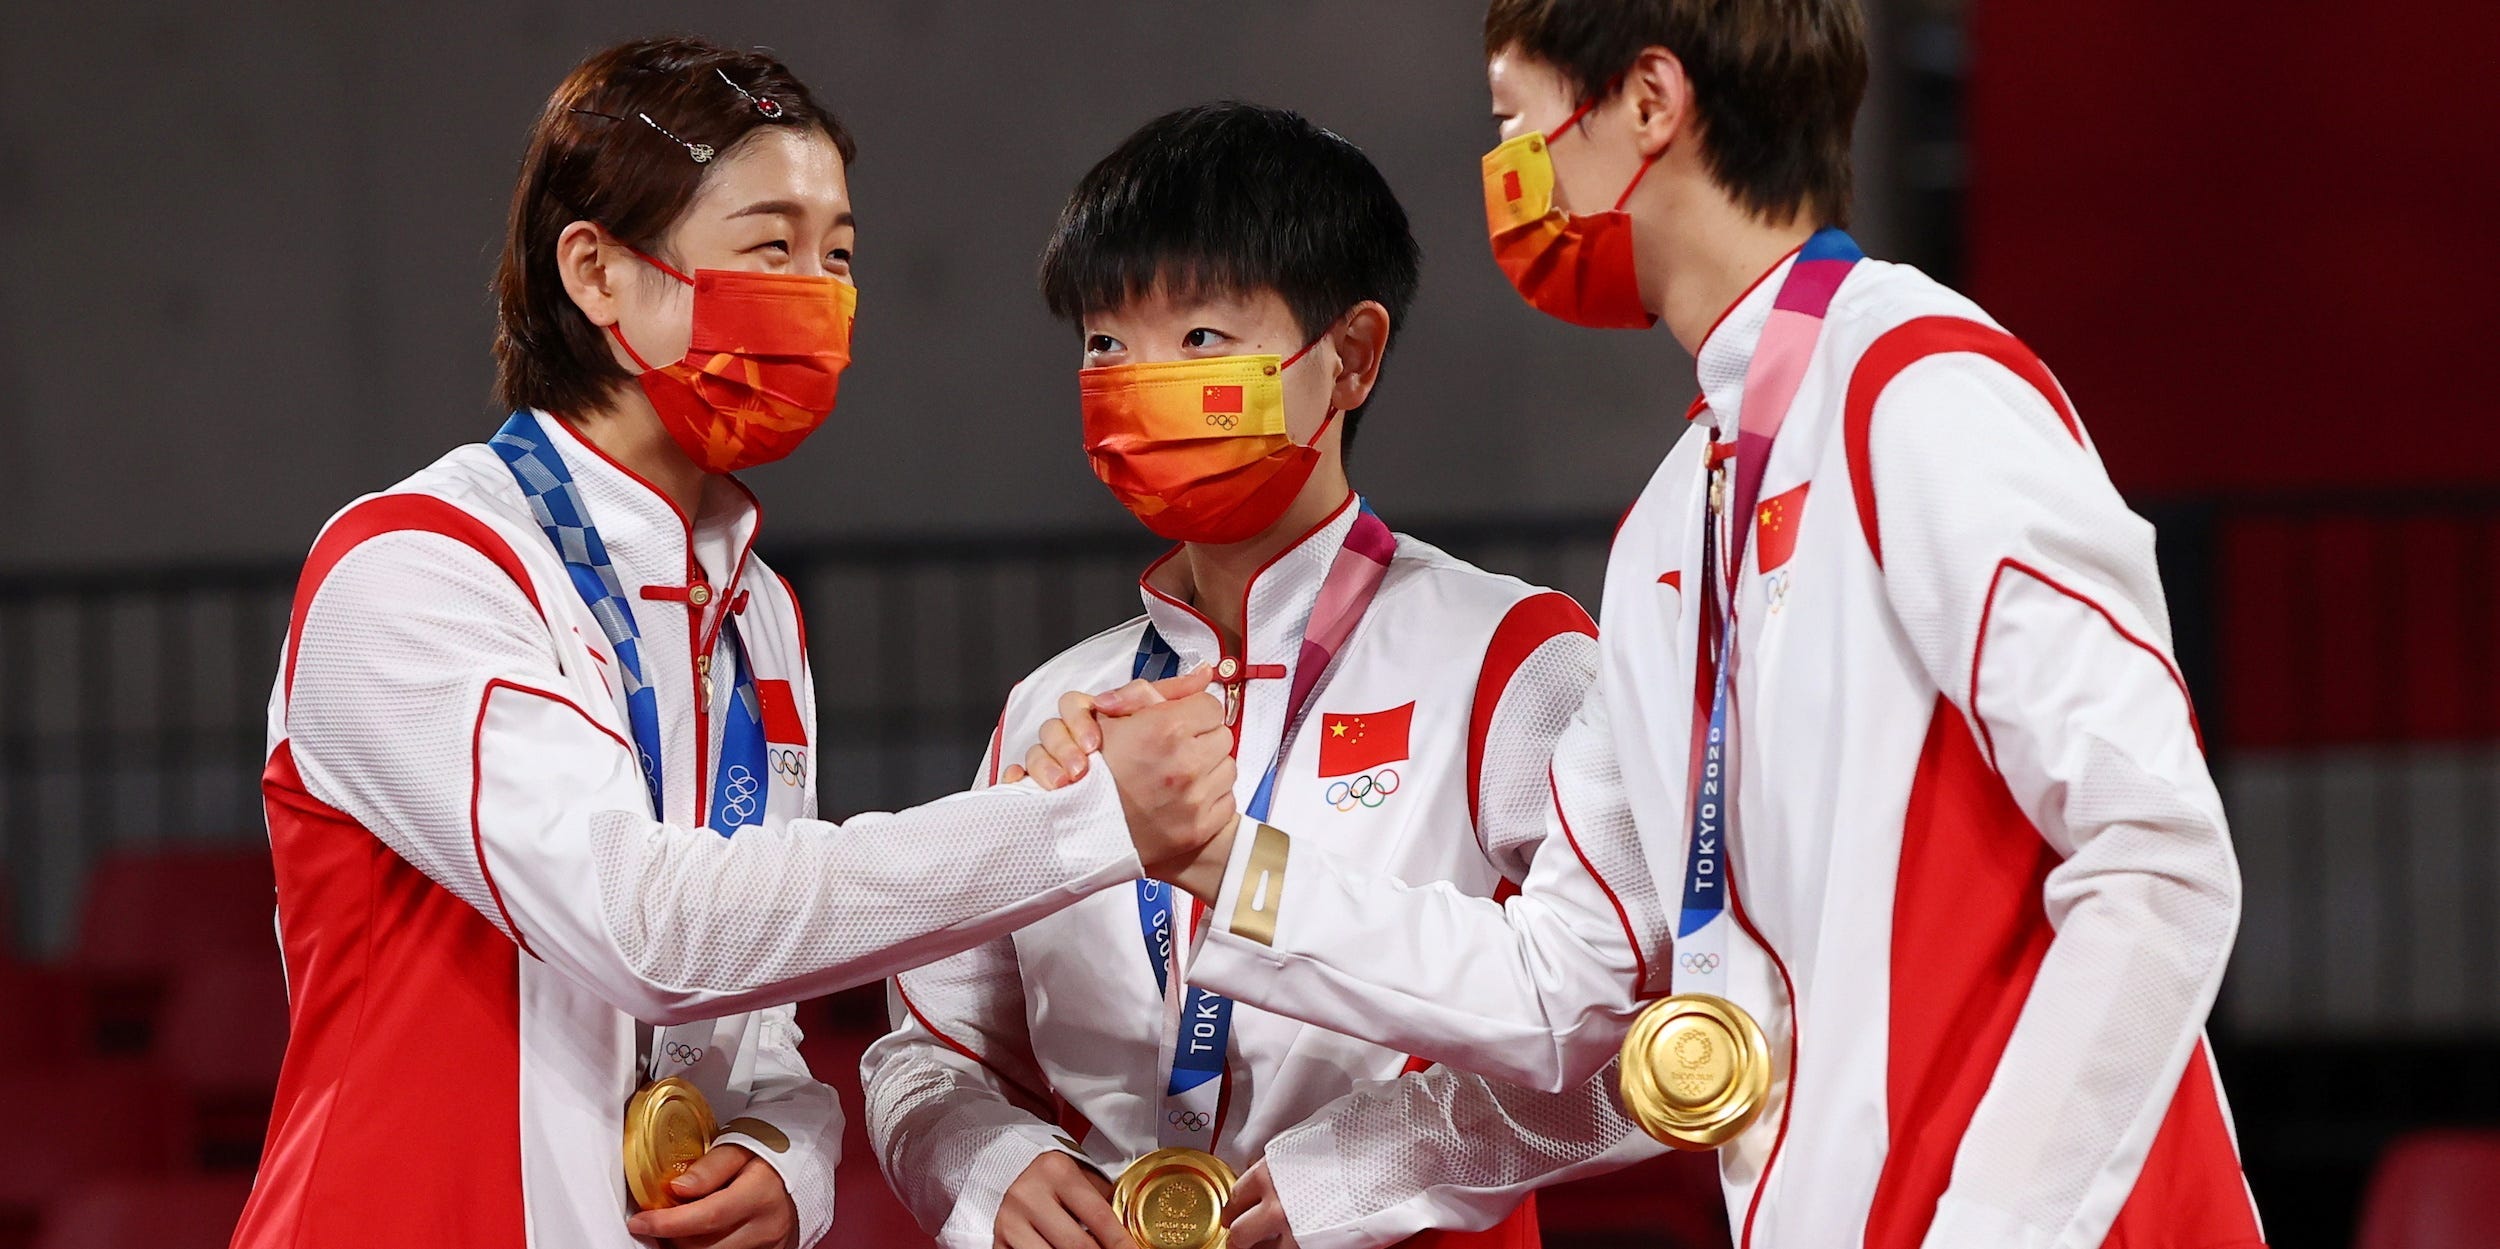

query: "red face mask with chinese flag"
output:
606 247 857 474
1481 97 1663 331
1079 337 1336 545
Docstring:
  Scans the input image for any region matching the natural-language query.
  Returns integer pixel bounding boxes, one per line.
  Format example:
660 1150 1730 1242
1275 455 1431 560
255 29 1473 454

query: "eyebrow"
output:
727 200 855 230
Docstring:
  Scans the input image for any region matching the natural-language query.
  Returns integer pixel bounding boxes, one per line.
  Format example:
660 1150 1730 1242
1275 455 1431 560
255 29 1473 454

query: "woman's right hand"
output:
995 1150 1135 1249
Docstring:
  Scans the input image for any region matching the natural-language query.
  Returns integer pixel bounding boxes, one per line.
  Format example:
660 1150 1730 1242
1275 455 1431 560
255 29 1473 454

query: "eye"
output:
828 247 852 264
1085 333 1125 361
1182 327 1230 351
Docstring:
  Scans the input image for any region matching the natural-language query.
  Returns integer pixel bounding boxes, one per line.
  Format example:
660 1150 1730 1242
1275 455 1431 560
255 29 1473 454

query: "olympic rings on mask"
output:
1204 413 1239 431
1324 768 1402 813
1678 952 1722 974
1166 1110 1211 1132
663 1041 707 1065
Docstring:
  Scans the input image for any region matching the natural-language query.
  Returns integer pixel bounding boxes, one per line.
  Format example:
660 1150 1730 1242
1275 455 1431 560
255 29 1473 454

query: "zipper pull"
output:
1217 657 1243 726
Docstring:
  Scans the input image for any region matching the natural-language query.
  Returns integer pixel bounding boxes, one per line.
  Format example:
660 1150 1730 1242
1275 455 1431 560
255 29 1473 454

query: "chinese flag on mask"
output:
1318 702 1414 777
1202 384 1245 415
1755 483 1810 574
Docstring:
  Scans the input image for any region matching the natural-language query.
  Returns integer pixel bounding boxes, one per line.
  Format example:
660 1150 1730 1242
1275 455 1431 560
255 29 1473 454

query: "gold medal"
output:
1618 993 1772 1150
623 1076 717 1210
1112 1147 1236 1249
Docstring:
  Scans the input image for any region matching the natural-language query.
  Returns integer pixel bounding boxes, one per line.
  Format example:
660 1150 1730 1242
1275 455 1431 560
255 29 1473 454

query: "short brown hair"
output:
1485 0 1866 227
492 36 854 418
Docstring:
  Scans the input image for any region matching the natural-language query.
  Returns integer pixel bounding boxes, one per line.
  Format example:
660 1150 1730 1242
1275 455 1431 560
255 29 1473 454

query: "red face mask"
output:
1481 97 1663 330
1079 336 1337 545
606 246 857 474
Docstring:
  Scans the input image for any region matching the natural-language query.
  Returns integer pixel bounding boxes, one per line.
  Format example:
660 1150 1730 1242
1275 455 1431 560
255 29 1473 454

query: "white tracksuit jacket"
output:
1185 257 2267 1249
237 410 1144 1249
861 498 1660 1249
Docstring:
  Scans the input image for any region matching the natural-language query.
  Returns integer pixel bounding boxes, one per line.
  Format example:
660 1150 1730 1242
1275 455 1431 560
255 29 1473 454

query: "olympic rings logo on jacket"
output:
1325 768 1401 813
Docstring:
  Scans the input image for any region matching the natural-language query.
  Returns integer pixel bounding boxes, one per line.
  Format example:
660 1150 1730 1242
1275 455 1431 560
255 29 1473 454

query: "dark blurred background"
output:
3 2 2497 1247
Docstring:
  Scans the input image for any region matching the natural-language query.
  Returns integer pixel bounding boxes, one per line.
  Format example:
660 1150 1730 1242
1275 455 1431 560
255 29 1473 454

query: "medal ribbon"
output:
490 413 769 1092
1132 501 1396 1151
1673 231 1862 999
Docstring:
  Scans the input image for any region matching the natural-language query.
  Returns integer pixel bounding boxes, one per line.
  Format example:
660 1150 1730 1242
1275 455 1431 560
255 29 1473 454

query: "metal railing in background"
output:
0 563 298 954
0 516 1615 957
5 496 2499 1044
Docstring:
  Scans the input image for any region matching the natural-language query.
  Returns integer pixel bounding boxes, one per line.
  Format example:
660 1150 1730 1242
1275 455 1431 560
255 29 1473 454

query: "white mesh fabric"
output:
861 974 1072 1247
1474 631 1598 878
1547 683 1673 996
285 529 559 939
585 764 1132 1006
1264 1058 1661 1249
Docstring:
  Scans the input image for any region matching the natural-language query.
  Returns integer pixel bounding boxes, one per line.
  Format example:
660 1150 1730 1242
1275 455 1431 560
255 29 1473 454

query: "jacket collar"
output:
1689 246 1803 437
525 409 762 606
1136 492 1364 682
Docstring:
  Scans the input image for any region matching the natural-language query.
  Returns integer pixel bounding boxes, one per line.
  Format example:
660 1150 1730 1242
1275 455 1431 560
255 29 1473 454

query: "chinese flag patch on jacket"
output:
1756 483 1811 574
1318 703 1413 777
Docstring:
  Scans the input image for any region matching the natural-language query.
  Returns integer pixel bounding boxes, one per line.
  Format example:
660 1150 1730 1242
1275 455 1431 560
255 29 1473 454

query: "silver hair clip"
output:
568 107 714 164
716 68 785 119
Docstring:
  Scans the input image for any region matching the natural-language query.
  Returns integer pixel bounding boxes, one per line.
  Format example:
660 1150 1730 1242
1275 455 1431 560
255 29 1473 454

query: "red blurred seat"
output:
0 961 93 1063
71 848 275 1053
157 952 291 1170
2355 1129 2500 1249
31 1175 254 1249
0 1061 190 1248
1536 1147 1731 1249
74 848 275 971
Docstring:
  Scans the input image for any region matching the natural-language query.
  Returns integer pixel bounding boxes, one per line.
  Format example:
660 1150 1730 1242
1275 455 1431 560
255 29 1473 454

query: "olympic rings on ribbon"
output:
1678 952 1722 974
720 765 763 822
663 1041 707 1065
1324 768 1402 813
1166 1110 1210 1132
771 747 809 786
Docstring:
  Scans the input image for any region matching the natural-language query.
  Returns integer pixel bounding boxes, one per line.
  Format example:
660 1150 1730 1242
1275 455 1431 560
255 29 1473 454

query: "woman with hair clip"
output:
234 35 1235 1249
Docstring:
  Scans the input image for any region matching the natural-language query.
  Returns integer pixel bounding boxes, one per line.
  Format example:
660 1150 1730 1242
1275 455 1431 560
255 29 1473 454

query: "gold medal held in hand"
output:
1618 993 1772 1150
623 1076 717 1211
1113 1147 1237 1249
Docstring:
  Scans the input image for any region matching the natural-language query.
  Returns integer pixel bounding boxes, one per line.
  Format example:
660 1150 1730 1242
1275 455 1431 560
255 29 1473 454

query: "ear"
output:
555 221 627 329
1326 301 1393 414
1622 46 1695 160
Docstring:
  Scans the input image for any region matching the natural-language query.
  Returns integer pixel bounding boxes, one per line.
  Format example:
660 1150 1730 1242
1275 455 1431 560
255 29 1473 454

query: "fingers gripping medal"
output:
623 1077 717 1210
1114 1148 1237 1249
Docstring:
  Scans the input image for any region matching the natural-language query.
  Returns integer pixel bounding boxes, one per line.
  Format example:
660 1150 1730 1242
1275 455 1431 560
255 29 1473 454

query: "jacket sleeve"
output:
860 942 1073 1249
282 529 1142 1025
1469 594 1599 882
857 710 1083 1249
1867 350 2241 1249
1263 1057 1664 1249
714 1006 842 1249
1187 618 1663 1094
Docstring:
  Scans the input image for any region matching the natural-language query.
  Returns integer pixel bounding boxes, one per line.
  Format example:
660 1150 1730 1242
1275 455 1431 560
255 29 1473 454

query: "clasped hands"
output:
1005 665 1241 900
